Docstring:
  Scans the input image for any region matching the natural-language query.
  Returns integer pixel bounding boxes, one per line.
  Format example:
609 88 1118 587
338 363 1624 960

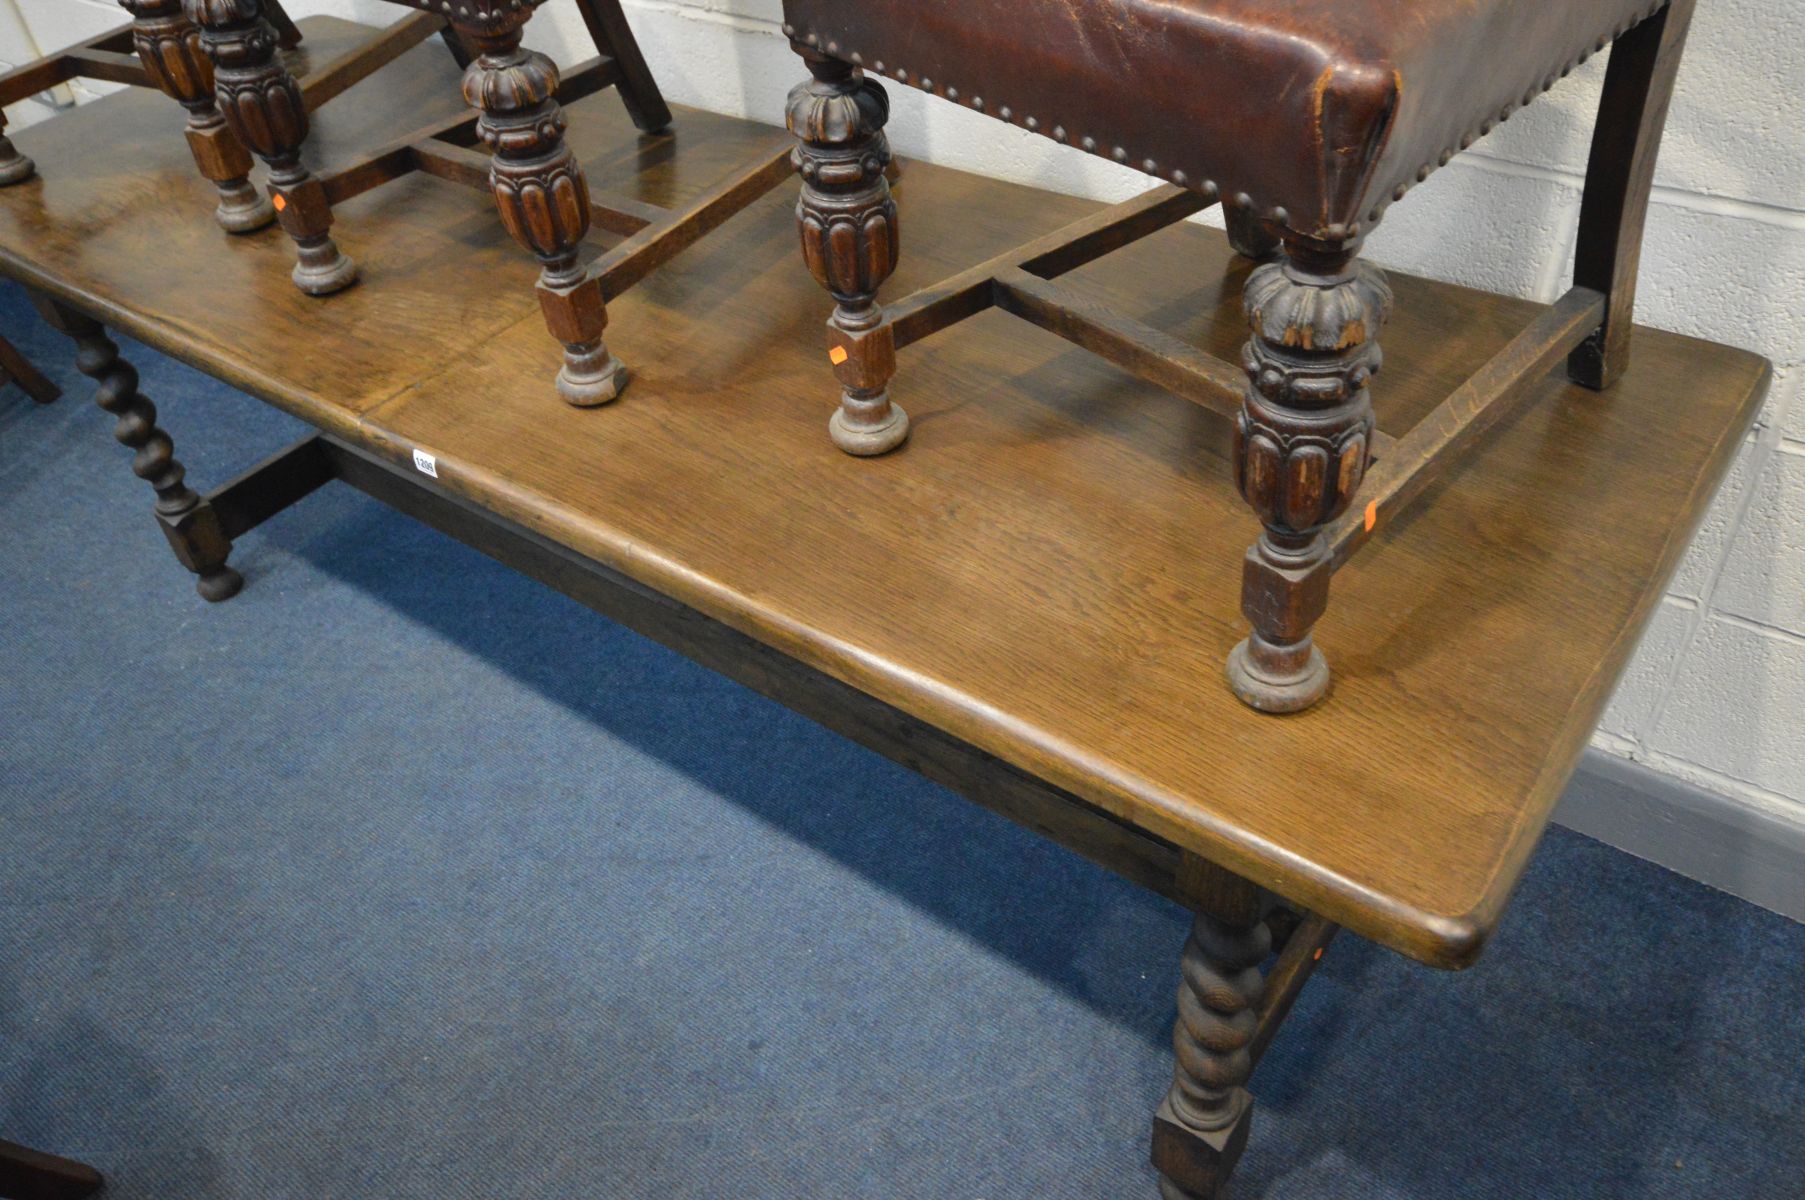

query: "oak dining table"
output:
0 19 1768 1197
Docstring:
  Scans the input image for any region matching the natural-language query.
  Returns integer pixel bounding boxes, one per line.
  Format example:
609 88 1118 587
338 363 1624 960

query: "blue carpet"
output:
0 279 1799 1200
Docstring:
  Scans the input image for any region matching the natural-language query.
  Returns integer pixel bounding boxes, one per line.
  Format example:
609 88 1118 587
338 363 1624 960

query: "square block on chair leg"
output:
537 276 608 347
268 176 332 241
184 122 254 183
1240 542 1331 644
827 318 896 394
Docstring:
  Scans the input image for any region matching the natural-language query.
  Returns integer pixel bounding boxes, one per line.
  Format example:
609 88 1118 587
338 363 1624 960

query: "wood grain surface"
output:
0 19 1769 967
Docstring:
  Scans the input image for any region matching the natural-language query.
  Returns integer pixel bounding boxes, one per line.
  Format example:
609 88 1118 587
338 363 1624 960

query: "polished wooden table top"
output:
0 18 1767 968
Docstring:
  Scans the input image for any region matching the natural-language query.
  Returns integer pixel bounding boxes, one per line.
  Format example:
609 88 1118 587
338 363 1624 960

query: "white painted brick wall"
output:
0 0 125 115
5 0 1803 834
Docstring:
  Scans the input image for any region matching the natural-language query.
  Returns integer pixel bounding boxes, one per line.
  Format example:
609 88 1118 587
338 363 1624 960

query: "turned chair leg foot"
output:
1227 632 1330 715
829 392 908 457
288 228 358 296
0 140 34 186
212 177 276 234
556 342 628 408
126 1 277 235
0 109 33 185
466 17 617 402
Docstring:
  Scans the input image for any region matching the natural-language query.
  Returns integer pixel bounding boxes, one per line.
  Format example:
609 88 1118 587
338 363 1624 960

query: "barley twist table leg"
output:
35 296 242 602
1152 891 1272 1198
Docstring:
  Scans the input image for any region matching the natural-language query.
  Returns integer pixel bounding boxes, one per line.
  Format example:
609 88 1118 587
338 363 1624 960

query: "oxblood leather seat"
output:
782 0 1664 242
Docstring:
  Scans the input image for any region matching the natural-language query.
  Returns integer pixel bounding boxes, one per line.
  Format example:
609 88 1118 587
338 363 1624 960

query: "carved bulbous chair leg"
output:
787 46 907 457
0 112 34 187
34 296 243 602
184 0 355 295
1152 896 1272 1199
122 0 274 233
1228 241 1392 713
462 17 623 407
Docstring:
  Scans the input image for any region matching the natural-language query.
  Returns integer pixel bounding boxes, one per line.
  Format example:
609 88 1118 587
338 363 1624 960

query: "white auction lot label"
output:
412 448 438 478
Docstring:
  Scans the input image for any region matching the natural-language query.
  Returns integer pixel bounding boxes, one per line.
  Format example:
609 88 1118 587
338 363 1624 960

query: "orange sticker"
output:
828 346 849 366
1364 501 1378 533
1313 947 1325 962
271 193 287 212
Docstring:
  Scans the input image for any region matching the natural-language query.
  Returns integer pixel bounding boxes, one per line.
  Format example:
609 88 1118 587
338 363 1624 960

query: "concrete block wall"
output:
0 0 129 116
6 1 1803 839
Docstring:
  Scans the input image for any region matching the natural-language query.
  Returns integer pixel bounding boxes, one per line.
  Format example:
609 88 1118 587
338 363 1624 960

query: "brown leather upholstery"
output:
782 0 1667 243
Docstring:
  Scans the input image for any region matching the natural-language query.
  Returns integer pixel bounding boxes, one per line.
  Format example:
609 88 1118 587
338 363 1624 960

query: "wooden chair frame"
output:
294 0 794 407
787 0 1697 723
0 1 465 245
152 0 791 406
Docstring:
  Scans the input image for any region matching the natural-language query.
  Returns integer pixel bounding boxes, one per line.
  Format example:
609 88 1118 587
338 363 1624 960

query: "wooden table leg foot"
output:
0 1137 104 1200
191 559 245 602
1153 1092 1252 1200
829 393 908 457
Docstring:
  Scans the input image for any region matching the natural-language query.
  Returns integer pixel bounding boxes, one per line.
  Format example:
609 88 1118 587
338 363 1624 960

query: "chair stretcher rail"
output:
299 10 449 113
313 57 667 238
889 185 1209 350
1328 286 1609 567
0 28 151 102
866 182 1610 592
589 142 796 301
994 266 1246 421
